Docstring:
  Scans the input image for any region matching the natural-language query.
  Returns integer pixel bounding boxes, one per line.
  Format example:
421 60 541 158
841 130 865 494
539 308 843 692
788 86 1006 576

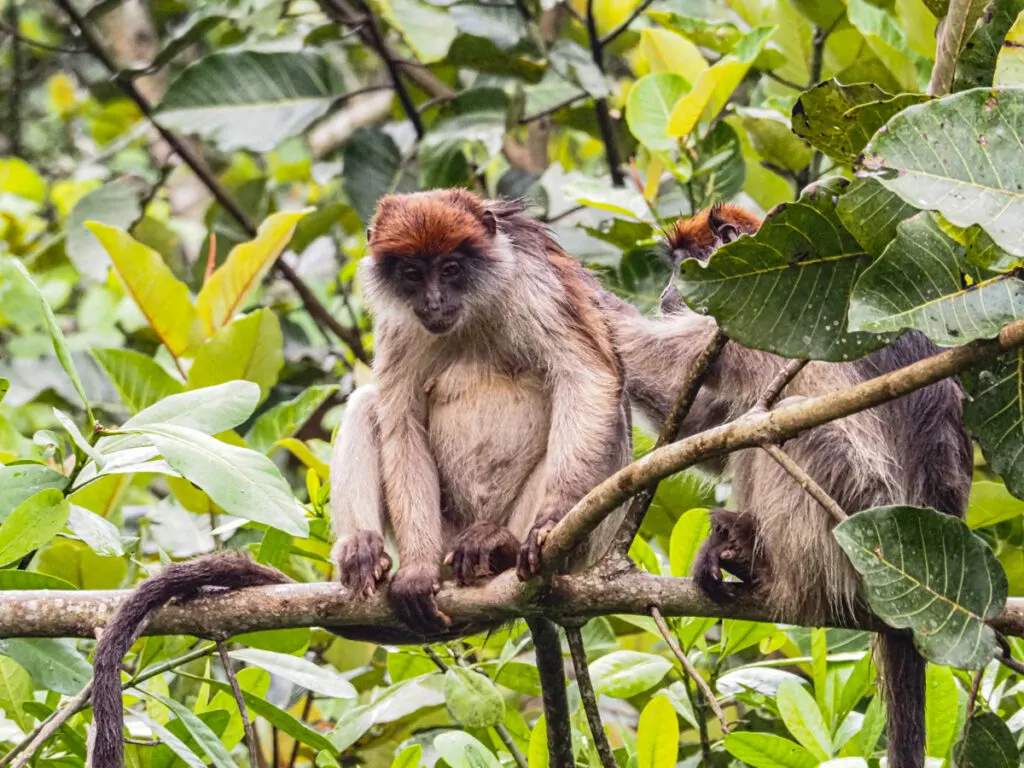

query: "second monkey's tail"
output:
879 631 926 768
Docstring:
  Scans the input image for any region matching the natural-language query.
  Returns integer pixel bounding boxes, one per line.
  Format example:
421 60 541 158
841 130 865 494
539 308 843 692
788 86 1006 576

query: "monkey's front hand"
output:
333 531 393 599
516 515 560 581
444 522 519 586
388 565 451 635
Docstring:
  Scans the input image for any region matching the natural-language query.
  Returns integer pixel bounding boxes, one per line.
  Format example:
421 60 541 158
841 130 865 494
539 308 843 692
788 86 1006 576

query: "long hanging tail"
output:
87 553 291 768
879 631 926 768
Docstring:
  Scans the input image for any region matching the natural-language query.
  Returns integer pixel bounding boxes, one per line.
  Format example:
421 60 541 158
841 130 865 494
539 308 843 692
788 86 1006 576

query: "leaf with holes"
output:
952 711 1018 767
860 87 1024 259
678 178 886 361
791 80 928 167
955 0 1024 91
156 51 347 152
849 212 1024 345
833 505 1007 669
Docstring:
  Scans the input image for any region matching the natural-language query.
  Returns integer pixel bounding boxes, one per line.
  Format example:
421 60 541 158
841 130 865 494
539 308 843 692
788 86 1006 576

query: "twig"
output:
761 69 804 91
495 724 530 768
423 645 449 671
1 643 216 768
759 443 847 524
966 668 984 718
565 626 616 768
542 204 585 224
287 695 315 768
1000 649 1024 676
527 617 574 768
51 0 371 365
6 0 21 158
520 92 588 124
650 607 728 734
0 17 85 52
584 0 624 187
756 359 808 410
598 0 658 48
218 641 263 768
929 0 974 97
611 329 728 554
795 23 832 190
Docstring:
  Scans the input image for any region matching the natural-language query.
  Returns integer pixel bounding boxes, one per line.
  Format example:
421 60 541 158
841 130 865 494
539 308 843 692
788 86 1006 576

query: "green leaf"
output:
65 177 145 282
589 650 672 698
0 638 90 696
527 715 548 768
721 620 777 656
846 0 932 90
995 11 1024 84
952 711 1018 767
776 680 832 760
0 377 6 404
849 212 1024 345
964 349 1024 500
67 504 123 557
423 88 508 155
669 507 710 577
391 743 424 768
0 464 68 523
450 4 527 50
639 27 707 80
195 210 309 335
833 505 1007 668
444 667 505 728
343 127 412 226
861 87 1024 259
967 479 1024 528
146 693 236 768
0 489 70 566
627 73 689 151
790 80 928 167
925 663 958 759
228 648 355 698
188 309 284 403
246 385 338 454
0 570 76 589
678 178 884 361
737 106 813 172
954 0 1024 91
433 731 502 768
0 257 94 423
132 709 207 768
522 71 585 122
156 51 347 153
492 661 542 697
35 539 127 590
370 0 457 62
636 695 679 768
92 348 185 414
836 178 919 257
133 424 308 536
723 732 819 768
0 157 45 203
86 222 203 358
0 656 33 731
563 180 649 219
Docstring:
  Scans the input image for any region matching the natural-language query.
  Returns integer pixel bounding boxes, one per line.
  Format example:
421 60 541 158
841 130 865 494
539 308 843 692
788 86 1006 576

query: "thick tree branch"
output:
756 358 808 410
527 617 574 768
52 0 370 365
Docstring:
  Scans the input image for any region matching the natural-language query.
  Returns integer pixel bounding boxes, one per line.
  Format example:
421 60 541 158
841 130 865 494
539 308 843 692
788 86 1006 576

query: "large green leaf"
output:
92 348 185 414
791 80 928 167
433 732 502 768
156 51 347 153
67 504 123 557
952 712 1018 767
146 693 235 768
132 709 207 768
0 657 33 731
636 695 679 768
188 309 284 403
589 650 672 698
833 505 1007 668
0 464 68 523
133 423 308 536
0 638 90 696
0 489 70 566
627 73 689 152
954 0 1024 91
371 0 458 62
228 648 356 699
846 0 932 91
849 212 1024 345
678 179 885 361
967 479 1024 528
924 663 959 759
995 11 1024 84
737 106 813 173
836 178 919 257
722 732 818 768
775 681 831 760
861 87 1024 259
65 178 144 282
443 667 505 728
669 507 710 578
343 127 412 226
963 350 1024 499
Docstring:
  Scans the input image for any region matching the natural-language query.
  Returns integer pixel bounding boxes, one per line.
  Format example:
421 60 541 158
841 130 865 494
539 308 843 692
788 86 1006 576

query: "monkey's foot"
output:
443 522 519 586
516 517 559 581
388 566 451 635
692 508 760 603
333 531 393 599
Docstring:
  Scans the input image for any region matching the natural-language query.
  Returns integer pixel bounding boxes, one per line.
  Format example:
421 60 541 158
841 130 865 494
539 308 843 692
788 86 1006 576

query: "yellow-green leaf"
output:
86 222 203 358
639 28 707 80
275 438 330 481
195 210 309 336
637 695 679 768
188 309 284 403
995 11 1024 85
527 715 548 768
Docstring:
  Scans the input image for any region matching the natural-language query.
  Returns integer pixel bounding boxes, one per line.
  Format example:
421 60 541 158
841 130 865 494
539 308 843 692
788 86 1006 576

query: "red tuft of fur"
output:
664 203 762 254
369 189 493 259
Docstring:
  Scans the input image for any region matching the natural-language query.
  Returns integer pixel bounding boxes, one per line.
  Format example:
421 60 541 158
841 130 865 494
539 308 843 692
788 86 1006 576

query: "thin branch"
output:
759 443 847 524
52 0 371 365
1000 649 1024 676
520 92 588 124
527 617 574 768
756 359 808 410
542 204 585 224
650 607 728 734
0 18 85 52
929 0 974 97
611 329 728 555
584 0 624 187
598 0 658 48
966 668 984 718
5 0 21 158
218 641 263 768
761 69 804 91
565 626 616 768
423 645 449 671
287 695 314 768
495 724 530 768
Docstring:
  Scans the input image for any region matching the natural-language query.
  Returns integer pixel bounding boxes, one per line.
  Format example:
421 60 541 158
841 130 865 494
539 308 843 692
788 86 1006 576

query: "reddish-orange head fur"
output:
369 189 494 260
664 203 762 261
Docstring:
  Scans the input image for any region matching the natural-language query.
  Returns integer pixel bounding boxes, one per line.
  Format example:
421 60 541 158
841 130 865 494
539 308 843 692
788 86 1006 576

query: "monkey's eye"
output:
402 267 424 283
440 261 462 279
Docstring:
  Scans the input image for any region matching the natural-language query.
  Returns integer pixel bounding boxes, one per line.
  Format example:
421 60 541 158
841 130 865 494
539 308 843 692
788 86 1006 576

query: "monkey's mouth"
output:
418 312 460 334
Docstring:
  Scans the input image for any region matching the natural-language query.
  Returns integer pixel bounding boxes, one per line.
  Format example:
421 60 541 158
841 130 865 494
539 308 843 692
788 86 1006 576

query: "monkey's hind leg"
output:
692 508 766 603
330 386 394 598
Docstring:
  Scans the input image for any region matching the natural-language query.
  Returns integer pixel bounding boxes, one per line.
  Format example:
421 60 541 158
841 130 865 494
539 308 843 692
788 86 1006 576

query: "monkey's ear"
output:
481 210 497 236
709 210 740 248
365 227 373 242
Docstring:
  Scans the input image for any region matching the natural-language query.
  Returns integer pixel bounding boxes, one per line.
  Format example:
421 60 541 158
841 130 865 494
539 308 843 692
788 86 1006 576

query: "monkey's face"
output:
378 250 484 334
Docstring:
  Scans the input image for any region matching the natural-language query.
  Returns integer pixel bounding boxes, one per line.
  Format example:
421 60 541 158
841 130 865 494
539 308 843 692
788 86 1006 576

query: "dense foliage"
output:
5 0 1024 766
